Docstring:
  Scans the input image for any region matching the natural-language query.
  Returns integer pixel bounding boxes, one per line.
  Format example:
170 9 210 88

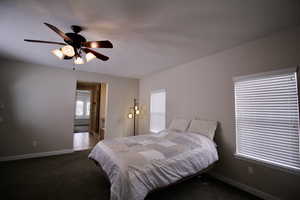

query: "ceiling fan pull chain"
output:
73 61 76 71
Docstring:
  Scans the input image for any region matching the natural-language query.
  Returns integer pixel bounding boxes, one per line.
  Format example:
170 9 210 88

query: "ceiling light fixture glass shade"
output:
86 52 96 62
61 45 75 57
51 49 64 59
74 56 84 64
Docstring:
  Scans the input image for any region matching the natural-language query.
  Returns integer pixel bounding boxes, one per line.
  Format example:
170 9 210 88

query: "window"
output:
234 68 300 171
75 90 91 119
150 89 166 133
86 102 90 116
76 101 84 116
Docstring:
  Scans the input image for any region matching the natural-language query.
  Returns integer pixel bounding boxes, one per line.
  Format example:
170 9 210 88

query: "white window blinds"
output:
234 69 300 171
150 89 166 133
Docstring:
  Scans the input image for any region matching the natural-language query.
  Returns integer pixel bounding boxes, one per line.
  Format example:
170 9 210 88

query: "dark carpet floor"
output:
0 151 261 200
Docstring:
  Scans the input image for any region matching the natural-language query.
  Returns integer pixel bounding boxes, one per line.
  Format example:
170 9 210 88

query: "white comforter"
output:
89 130 218 200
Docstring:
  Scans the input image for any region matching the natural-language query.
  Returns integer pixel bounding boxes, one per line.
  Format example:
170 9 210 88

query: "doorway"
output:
73 81 108 151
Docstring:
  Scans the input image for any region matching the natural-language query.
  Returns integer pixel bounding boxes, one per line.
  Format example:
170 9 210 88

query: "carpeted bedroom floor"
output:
0 150 261 200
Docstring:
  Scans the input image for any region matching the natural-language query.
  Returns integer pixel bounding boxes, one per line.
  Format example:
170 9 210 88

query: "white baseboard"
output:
0 149 74 162
209 172 280 200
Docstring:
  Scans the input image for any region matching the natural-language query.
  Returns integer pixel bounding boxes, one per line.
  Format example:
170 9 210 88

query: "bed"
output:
89 122 219 200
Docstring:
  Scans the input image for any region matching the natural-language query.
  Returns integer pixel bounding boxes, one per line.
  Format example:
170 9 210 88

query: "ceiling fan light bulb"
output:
51 49 64 59
61 45 75 57
74 57 84 64
86 52 96 62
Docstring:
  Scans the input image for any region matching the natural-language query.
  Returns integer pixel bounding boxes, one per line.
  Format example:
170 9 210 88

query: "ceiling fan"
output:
24 23 113 64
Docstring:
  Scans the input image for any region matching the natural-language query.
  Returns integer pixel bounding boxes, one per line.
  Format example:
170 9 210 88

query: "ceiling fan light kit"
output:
61 45 75 57
24 22 113 66
51 49 64 60
74 56 85 65
86 52 97 62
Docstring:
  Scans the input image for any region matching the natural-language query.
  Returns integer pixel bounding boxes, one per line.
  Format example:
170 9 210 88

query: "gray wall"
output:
0 59 138 157
139 26 300 200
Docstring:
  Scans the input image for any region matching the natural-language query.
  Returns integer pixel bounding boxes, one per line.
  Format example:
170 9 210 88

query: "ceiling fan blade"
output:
24 39 66 45
82 48 109 61
83 40 113 48
44 23 72 42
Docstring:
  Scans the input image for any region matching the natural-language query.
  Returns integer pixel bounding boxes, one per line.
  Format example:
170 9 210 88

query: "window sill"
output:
234 153 300 176
75 117 90 120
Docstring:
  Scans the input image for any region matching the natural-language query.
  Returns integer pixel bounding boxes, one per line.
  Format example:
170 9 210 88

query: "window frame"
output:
75 100 85 117
233 67 300 175
149 89 166 133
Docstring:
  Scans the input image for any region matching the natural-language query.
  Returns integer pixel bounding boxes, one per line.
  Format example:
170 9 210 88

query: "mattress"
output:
88 130 218 200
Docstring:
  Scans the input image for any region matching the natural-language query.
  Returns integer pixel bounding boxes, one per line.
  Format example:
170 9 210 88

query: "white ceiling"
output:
0 0 299 78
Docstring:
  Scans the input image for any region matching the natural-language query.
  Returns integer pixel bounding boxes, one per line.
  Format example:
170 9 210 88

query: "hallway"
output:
73 132 97 151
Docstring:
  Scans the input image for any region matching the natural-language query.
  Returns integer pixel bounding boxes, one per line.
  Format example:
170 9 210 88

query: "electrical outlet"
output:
32 140 38 147
248 166 254 175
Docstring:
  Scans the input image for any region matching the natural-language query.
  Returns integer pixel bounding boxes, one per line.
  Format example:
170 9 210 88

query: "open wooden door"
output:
76 82 101 139
99 83 108 140
89 84 101 136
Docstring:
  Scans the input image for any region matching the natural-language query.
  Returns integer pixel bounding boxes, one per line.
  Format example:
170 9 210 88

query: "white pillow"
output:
168 119 190 132
188 119 217 140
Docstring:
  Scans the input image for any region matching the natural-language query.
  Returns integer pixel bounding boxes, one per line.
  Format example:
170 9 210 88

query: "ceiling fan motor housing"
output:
71 25 84 33
65 32 86 49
